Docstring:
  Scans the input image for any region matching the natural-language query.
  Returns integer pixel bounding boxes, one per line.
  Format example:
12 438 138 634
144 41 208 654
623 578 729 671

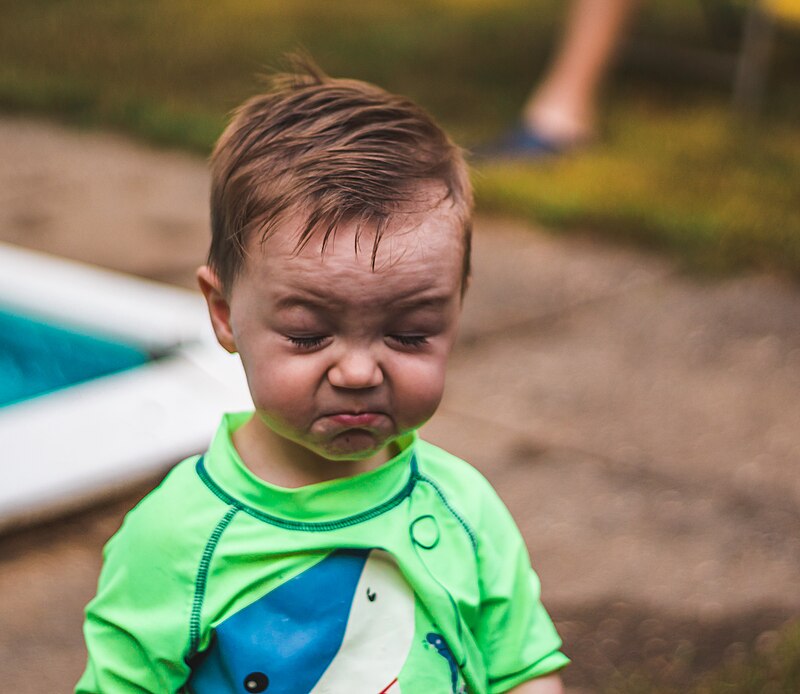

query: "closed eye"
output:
388 334 429 348
287 335 327 350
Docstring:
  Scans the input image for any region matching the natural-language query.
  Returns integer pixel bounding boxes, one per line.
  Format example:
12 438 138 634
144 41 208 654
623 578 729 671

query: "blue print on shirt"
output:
189 549 368 693
426 632 463 693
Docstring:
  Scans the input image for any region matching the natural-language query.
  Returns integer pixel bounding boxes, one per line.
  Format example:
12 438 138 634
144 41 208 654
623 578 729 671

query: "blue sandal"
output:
472 125 575 161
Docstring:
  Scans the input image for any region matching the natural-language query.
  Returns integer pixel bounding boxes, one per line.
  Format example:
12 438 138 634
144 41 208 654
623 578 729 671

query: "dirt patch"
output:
554 600 796 691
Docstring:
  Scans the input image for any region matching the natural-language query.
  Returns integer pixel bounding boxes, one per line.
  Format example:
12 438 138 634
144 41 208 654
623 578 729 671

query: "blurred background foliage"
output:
1 0 799 277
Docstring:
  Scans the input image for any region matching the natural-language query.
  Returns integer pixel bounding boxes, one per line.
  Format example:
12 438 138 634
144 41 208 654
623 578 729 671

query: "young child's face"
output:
200 190 466 469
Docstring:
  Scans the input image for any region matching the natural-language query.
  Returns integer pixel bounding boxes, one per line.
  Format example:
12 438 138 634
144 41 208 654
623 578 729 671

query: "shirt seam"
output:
187 505 239 658
194 455 419 532
416 472 478 553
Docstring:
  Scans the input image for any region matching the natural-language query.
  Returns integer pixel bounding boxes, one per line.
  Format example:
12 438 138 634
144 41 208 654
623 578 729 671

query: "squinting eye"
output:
287 335 326 350
389 334 429 348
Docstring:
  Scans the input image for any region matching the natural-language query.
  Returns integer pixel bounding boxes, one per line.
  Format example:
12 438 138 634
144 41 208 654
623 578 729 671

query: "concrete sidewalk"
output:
1 117 798 691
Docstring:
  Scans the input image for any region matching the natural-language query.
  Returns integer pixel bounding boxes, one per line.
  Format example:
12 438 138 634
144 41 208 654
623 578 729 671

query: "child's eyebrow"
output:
274 291 453 312
389 294 452 311
274 294 330 311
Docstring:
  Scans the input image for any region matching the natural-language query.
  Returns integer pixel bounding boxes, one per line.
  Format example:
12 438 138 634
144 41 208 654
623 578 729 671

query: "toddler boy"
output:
78 60 568 693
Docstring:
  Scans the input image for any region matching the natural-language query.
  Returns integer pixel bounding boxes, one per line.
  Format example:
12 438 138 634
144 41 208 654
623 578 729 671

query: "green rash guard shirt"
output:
78 413 568 694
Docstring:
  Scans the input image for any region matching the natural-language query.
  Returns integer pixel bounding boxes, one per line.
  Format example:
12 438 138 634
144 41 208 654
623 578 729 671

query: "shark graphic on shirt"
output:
189 548 433 693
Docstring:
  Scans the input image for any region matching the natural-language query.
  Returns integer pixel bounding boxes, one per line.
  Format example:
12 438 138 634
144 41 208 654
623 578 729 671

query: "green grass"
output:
0 1 798 279
476 96 800 277
0 0 561 144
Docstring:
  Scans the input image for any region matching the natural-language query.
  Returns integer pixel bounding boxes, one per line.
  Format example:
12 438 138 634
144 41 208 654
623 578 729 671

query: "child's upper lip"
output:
320 406 387 417
324 410 385 417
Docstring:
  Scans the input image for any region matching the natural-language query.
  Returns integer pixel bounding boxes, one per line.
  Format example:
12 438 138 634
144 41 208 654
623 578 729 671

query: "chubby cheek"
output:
392 356 449 428
239 351 317 424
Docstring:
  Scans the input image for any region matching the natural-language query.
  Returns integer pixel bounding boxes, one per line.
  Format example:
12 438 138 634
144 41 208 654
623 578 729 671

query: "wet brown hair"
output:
208 57 473 293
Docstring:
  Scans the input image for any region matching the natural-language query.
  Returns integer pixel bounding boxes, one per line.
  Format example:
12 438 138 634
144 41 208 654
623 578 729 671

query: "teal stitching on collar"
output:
188 505 239 658
416 473 478 553
194 455 419 532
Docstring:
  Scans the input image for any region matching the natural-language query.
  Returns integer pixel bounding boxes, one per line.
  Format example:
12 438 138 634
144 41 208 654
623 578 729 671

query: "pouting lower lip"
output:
326 413 384 426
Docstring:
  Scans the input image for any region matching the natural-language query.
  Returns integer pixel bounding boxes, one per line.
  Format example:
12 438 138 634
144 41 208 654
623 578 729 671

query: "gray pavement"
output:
1 117 799 692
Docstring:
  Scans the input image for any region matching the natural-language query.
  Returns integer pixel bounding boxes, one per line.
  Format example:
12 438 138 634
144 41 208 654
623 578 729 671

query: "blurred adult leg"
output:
522 0 640 146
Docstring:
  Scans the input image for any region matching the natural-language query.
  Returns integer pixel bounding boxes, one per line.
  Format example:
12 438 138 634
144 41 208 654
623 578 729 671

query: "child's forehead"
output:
236 204 465 305
252 197 464 265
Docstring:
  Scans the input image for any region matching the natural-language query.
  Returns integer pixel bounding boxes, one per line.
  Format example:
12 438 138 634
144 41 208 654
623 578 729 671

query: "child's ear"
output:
196 266 237 353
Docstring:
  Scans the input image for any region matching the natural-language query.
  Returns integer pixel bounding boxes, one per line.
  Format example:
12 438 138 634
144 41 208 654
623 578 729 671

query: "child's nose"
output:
327 349 384 389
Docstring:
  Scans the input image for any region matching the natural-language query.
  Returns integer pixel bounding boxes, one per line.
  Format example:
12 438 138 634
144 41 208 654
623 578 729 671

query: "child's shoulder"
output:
413 438 511 522
106 454 230 561
414 438 489 482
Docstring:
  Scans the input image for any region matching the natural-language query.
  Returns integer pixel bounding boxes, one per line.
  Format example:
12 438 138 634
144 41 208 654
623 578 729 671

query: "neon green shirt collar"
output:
203 412 419 523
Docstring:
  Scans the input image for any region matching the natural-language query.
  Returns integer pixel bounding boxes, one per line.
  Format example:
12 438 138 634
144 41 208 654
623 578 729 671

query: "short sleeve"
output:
473 489 569 692
76 504 196 692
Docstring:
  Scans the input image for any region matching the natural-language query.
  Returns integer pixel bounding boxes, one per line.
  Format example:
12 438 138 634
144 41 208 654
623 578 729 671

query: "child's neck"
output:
232 416 397 489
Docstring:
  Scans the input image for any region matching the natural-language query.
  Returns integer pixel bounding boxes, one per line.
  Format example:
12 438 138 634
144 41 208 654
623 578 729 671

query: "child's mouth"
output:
327 412 383 427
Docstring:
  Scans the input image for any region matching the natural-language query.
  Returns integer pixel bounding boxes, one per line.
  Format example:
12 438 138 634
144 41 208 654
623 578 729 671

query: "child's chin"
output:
320 431 390 461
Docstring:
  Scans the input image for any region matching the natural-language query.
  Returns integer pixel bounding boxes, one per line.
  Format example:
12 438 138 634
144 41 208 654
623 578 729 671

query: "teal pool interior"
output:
1 308 151 408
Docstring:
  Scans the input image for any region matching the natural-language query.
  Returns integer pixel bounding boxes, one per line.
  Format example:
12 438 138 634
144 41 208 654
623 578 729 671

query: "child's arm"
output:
464 466 570 690
507 672 564 693
76 464 208 692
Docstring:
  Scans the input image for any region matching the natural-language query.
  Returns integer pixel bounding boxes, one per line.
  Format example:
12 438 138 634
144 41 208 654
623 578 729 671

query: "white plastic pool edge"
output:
0 243 251 532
